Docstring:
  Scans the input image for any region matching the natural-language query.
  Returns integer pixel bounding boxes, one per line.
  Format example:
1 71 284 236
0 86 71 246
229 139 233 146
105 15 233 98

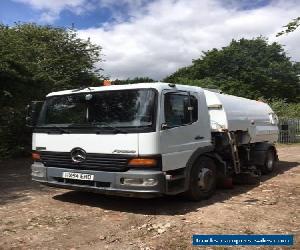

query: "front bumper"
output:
31 162 166 198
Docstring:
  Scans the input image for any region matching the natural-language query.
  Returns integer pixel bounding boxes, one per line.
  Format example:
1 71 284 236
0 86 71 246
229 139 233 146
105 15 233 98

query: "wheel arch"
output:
184 145 226 189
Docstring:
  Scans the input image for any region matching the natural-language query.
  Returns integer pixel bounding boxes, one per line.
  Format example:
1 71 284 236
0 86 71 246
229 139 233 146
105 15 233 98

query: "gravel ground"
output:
0 144 299 250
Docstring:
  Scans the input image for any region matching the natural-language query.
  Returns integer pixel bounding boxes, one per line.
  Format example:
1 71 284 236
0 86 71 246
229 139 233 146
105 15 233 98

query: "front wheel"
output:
184 156 217 201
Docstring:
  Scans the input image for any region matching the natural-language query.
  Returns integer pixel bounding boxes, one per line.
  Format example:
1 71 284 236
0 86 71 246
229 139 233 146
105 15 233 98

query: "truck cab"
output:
29 82 278 200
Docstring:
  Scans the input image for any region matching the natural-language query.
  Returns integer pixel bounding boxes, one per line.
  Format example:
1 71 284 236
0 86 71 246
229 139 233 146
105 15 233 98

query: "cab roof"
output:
46 82 203 97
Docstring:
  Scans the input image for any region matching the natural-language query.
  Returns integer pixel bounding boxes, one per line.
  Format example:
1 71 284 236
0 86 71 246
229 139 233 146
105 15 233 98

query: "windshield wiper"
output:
46 125 70 134
91 122 128 134
66 122 127 134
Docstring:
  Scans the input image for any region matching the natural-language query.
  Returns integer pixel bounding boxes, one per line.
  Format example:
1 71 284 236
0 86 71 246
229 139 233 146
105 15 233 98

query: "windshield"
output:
37 89 157 133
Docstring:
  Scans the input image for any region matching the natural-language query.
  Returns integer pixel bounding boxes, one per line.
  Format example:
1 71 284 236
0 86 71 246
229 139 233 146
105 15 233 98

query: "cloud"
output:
99 0 151 22
77 0 300 80
15 0 300 79
13 0 91 22
13 0 151 23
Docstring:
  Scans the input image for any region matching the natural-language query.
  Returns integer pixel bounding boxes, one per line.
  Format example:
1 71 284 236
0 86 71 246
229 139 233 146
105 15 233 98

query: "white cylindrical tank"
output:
203 90 279 143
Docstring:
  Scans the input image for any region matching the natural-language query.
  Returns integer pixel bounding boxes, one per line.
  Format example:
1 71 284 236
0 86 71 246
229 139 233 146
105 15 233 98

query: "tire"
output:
261 148 276 175
184 156 217 201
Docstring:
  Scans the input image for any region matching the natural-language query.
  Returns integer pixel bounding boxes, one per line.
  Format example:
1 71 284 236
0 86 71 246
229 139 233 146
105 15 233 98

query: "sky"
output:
0 0 300 80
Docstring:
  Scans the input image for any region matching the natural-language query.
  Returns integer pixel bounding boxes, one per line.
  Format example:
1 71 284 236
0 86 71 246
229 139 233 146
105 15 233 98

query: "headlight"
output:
31 164 46 178
120 177 158 186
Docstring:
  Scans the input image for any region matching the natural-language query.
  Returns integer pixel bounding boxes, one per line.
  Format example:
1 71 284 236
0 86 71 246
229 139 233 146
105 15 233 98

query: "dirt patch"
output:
0 145 299 249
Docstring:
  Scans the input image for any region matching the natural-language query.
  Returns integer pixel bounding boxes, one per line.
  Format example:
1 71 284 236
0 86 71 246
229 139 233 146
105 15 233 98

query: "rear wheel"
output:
261 148 276 174
185 156 217 201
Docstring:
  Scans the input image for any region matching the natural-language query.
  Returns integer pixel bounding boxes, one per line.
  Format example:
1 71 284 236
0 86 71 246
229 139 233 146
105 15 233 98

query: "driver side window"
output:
164 92 197 127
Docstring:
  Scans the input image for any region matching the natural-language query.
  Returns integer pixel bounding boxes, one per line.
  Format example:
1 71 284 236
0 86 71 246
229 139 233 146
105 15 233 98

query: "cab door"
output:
159 90 208 171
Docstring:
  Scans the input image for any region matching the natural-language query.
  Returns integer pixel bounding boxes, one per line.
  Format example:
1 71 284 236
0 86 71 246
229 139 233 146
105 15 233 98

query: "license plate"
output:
62 172 94 181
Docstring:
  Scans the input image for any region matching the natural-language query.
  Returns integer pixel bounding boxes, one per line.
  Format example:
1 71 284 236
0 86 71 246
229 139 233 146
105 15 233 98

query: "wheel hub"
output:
198 168 213 190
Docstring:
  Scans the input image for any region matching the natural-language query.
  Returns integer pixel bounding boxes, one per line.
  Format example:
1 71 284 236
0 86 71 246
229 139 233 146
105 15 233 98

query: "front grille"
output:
41 151 130 171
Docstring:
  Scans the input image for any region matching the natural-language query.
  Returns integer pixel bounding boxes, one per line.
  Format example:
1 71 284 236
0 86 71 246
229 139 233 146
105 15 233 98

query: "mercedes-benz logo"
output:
71 148 86 163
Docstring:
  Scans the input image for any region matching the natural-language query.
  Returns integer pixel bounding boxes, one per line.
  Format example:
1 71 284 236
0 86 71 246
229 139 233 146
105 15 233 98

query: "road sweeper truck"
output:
27 82 279 200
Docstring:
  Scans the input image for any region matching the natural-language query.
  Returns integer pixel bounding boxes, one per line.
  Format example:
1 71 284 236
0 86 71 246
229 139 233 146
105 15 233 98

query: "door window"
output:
164 92 198 127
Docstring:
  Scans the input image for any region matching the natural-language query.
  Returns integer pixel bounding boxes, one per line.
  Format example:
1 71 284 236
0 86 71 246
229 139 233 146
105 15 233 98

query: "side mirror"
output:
161 123 169 130
25 104 32 127
25 101 44 127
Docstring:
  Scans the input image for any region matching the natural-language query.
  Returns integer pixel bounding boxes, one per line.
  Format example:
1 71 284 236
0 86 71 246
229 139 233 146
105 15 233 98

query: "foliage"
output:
112 77 155 85
164 37 300 102
0 23 103 158
269 99 300 118
277 17 300 36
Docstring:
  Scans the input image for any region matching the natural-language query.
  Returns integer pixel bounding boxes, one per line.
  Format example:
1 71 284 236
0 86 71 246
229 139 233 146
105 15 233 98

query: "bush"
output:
269 99 300 118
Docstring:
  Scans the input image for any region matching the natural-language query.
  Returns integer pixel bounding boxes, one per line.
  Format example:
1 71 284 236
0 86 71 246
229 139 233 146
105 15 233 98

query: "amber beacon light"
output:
103 80 112 86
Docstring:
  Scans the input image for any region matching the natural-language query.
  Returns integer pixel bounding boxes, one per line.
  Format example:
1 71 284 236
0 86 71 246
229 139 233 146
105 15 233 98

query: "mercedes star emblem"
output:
71 148 87 163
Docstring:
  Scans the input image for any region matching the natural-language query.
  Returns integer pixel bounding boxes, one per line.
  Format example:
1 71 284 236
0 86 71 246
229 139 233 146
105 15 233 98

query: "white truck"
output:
27 82 279 200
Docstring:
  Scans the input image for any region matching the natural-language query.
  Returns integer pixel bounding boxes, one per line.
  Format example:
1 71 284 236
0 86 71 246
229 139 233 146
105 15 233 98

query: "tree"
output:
277 17 300 36
112 77 155 85
269 99 300 118
0 23 103 158
164 37 300 102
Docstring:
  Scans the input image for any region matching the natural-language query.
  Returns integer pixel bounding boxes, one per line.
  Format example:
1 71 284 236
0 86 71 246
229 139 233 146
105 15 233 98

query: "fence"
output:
278 118 300 143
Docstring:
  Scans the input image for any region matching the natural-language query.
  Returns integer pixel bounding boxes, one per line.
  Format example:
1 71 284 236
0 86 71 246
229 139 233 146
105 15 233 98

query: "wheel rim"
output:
266 151 274 170
198 168 213 191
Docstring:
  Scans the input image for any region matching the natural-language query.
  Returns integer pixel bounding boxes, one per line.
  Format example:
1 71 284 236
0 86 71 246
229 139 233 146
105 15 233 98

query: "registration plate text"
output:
62 172 94 180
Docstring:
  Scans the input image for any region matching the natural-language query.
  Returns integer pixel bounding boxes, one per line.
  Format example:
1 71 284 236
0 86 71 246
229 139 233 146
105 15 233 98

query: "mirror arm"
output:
161 123 169 130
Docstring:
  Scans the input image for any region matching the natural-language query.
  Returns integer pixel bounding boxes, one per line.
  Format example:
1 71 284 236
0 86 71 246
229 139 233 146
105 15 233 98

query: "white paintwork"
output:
33 133 139 155
159 88 211 171
33 82 278 173
203 90 279 143
138 132 160 155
